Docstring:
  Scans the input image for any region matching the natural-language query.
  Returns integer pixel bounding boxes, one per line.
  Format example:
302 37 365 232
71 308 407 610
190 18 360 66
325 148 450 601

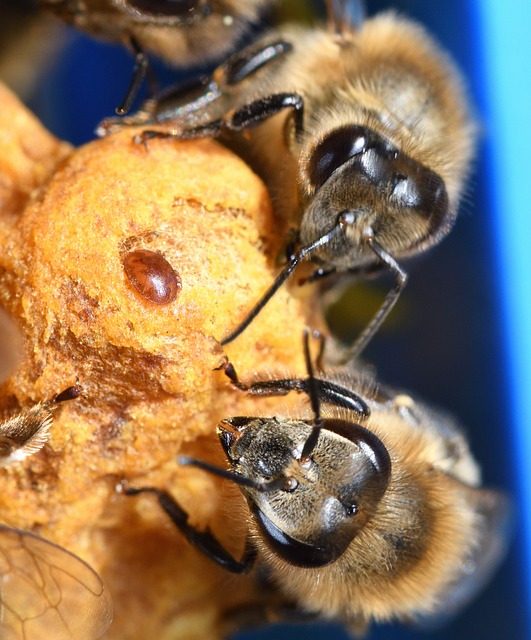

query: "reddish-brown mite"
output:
123 249 181 304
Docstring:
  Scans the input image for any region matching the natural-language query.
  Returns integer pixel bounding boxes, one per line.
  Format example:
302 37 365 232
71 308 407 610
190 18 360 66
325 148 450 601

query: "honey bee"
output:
100 5 475 354
39 0 277 114
122 333 509 634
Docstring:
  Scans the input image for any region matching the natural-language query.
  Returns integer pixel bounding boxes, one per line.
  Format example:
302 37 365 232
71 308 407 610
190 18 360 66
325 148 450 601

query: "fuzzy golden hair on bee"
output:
241 390 495 628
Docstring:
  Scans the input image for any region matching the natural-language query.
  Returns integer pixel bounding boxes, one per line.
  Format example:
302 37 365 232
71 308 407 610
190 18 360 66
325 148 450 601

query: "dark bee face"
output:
218 416 391 567
301 125 450 269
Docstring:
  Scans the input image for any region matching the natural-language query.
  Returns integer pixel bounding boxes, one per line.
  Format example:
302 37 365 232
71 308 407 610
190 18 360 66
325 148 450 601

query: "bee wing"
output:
416 489 512 629
0 526 113 640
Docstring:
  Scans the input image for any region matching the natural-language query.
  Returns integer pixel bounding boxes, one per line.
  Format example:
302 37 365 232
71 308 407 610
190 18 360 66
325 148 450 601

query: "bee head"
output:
218 415 391 567
301 125 450 269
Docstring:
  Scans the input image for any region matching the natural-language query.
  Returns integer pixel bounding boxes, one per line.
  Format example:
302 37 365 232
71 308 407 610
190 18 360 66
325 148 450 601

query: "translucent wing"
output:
0 526 113 640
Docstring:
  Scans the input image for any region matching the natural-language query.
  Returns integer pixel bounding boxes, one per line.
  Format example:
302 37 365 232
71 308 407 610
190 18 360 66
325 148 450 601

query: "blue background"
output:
11 1 530 638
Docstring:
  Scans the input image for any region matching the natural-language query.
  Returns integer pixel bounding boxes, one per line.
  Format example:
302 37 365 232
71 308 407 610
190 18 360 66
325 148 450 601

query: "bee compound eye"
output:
123 249 181 305
308 125 369 190
252 504 337 568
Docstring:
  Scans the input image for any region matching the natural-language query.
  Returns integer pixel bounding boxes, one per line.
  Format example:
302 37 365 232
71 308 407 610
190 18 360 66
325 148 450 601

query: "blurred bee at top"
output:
39 0 278 114
123 332 509 634
100 2 475 355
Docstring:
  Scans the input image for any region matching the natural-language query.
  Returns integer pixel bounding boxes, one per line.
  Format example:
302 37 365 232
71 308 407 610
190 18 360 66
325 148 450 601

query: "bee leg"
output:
135 92 304 148
344 234 408 360
122 486 256 573
115 36 150 116
218 358 370 416
225 93 304 139
134 119 225 145
140 92 305 144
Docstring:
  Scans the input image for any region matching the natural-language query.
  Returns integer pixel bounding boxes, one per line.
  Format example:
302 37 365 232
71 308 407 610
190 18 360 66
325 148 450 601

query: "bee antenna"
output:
300 330 324 460
178 456 281 492
220 224 344 346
